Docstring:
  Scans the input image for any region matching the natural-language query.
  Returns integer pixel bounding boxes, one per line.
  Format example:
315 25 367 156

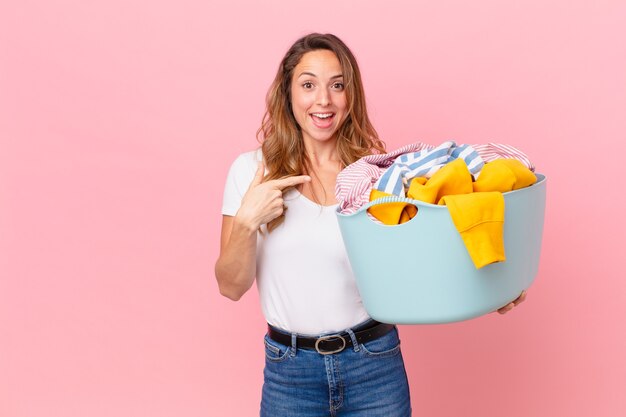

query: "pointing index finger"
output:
271 175 311 190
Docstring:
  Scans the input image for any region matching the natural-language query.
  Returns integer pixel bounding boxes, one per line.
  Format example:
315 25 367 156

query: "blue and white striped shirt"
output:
374 141 484 196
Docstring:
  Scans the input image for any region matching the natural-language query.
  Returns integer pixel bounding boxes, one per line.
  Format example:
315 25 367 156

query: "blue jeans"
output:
260 321 412 416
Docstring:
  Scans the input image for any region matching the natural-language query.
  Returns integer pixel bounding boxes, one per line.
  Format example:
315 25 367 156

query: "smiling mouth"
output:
310 112 335 127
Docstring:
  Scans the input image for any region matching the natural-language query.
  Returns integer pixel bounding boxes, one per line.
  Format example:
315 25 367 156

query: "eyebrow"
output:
297 72 343 79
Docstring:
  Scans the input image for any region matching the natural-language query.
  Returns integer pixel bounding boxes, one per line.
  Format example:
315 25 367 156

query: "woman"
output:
215 33 523 417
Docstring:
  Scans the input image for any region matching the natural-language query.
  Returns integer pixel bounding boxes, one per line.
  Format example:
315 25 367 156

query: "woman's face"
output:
290 49 348 146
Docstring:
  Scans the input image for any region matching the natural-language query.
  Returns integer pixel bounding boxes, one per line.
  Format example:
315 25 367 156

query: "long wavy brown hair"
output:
257 33 385 231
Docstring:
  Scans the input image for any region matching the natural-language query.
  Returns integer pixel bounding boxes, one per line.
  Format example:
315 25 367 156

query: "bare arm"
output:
214 215 258 301
214 163 311 301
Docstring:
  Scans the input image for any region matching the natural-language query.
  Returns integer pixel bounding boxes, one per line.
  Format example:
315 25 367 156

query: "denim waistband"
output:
267 318 397 355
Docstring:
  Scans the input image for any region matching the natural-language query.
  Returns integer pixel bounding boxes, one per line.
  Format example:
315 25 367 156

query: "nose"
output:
316 88 331 107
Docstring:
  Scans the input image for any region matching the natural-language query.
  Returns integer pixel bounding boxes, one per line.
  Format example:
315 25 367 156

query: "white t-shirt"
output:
221 149 370 335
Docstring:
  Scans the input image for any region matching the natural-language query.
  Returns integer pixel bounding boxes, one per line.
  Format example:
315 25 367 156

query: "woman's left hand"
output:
496 290 527 314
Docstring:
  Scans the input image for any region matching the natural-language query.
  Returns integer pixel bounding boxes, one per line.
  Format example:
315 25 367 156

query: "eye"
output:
303 82 313 89
333 82 345 91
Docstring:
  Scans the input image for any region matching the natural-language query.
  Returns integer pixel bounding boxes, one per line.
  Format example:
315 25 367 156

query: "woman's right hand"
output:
236 162 311 230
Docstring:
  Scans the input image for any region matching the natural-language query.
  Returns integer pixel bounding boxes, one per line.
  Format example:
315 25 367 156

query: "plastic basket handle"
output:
352 195 428 214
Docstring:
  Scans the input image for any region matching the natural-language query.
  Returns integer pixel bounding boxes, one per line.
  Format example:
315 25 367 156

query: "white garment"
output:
221 149 370 335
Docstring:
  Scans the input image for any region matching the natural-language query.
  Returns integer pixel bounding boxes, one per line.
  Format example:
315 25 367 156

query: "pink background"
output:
1 0 625 416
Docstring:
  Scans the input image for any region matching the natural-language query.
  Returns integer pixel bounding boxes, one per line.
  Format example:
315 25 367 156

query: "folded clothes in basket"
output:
336 141 535 216
368 158 537 269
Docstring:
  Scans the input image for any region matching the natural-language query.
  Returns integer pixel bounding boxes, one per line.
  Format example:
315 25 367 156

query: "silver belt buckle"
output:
314 334 347 355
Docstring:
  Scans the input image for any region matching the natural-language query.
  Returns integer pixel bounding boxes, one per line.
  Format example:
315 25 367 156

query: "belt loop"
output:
290 333 297 357
345 328 360 352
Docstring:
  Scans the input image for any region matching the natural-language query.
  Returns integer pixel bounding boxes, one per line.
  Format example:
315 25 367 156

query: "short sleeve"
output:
221 149 262 216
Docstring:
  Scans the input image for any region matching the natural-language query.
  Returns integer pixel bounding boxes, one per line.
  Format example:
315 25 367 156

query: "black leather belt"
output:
267 321 395 355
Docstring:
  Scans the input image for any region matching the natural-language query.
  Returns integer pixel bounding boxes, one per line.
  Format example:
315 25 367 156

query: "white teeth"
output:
312 113 333 119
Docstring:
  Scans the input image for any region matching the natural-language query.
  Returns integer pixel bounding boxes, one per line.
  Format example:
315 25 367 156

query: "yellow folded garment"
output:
439 192 506 269
368 189 418 225
473 159 536 192
407 158 473 204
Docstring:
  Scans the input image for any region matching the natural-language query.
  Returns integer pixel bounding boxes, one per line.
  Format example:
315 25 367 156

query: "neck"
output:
302 137 340 167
